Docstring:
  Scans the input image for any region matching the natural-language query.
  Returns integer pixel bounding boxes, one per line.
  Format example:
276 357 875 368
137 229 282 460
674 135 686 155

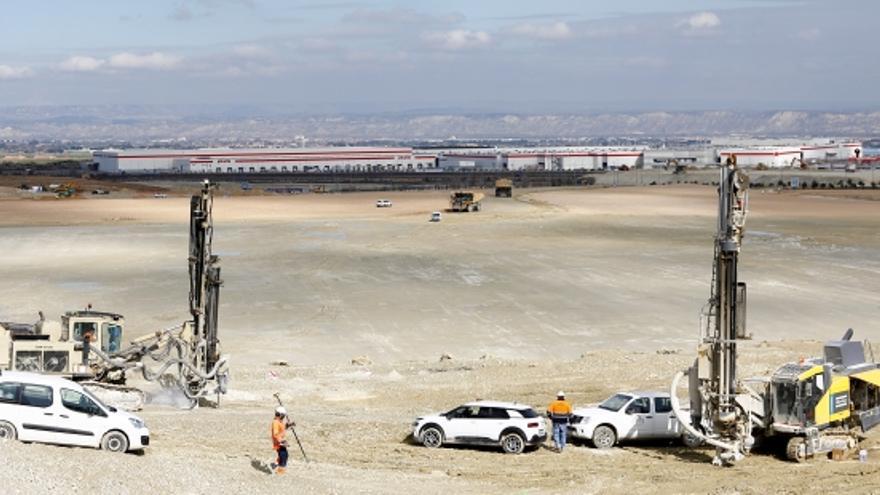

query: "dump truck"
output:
0 181 228 409
449 191 484 212
495 179 512 198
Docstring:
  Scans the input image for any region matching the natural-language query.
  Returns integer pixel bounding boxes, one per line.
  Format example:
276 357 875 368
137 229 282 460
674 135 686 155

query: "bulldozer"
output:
449 191 484 212
670 156 880 464
0 180 228 409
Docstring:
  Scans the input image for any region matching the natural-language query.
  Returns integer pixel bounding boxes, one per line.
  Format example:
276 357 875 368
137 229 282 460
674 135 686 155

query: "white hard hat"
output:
275 406 287 416
557 391 565 398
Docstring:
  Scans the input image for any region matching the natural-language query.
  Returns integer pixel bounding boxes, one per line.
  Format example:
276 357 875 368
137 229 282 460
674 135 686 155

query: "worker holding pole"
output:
270 406 294 475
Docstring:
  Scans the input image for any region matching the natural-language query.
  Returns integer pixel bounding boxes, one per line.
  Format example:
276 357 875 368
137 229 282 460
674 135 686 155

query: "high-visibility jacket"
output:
547 399 573 423
271 418 286 450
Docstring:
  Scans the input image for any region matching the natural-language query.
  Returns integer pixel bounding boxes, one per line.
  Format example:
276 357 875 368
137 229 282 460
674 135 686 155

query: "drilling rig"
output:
671 157 880 464
1 180 229 409
669 156 755 465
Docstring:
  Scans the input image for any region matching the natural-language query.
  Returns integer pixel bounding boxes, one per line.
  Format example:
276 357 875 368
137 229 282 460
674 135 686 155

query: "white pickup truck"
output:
568 391 700 449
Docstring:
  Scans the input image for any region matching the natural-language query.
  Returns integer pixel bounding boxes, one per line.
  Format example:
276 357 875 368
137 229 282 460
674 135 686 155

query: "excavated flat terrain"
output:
1 184 879 493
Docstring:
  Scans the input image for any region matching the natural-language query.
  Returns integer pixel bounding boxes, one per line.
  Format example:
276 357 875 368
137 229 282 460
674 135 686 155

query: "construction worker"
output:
546 391 573 452
271 406 294 474
81 326 96 366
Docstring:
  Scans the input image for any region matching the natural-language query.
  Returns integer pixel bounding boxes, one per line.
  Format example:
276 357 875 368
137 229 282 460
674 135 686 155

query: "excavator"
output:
0 180 228 409
670 156 880 465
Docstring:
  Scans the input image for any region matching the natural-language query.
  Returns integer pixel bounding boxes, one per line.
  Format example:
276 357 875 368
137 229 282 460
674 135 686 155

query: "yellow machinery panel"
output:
852 369 880 388
815 376 851 426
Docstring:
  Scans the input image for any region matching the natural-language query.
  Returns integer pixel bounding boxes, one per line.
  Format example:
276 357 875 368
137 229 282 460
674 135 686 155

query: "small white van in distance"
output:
0 371 149 453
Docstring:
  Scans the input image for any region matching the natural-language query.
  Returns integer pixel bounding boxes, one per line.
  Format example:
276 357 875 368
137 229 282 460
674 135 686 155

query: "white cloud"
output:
108 52 182 70
510 21 573 41
622 56 667 69
60 56 105 72
680 12 721 33
232 44 271 59
0 65 33 79
422 30 491 51
796 28 821 40
301 37 339 53
344 7 464 26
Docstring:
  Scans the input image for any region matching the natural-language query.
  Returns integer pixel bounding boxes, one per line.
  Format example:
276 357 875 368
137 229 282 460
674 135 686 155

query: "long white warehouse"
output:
93 147 437 173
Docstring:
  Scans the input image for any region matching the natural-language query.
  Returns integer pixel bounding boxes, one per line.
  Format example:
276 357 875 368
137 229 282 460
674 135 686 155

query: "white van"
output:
0 371 149 453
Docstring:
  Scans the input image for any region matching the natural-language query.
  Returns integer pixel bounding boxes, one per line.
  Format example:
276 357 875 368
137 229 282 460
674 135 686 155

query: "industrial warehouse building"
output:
436 148 648 171
436 141 863 171
93 147 437 174
92 141 864 174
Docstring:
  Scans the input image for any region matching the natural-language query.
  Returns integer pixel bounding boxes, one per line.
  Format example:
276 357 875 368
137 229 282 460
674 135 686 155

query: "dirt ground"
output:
1 184 880 493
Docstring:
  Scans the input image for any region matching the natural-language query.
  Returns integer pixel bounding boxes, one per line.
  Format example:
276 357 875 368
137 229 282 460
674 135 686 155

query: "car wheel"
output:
101 431 129 453
682 431 704 448
420 426 443 449
591 425 616 449
500 432 525 454
0 421 17 441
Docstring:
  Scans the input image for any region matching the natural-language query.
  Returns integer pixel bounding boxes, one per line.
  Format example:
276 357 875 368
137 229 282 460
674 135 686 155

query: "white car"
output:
0 371 150 453
430 211 442 222
568 391 699 449
412 400 546 454
376 199 392 208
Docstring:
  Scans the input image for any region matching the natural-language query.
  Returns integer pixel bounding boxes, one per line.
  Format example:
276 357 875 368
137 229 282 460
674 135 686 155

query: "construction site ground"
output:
1 182 879 493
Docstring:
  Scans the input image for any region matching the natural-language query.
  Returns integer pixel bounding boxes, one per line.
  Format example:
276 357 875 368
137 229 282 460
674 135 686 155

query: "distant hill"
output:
0 107 878 141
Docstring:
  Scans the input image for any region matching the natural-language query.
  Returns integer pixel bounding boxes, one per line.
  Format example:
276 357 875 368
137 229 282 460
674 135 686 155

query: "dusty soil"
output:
1 185 880 493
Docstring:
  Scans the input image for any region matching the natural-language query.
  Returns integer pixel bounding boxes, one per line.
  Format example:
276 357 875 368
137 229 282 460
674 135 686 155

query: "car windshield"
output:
599 394 633 412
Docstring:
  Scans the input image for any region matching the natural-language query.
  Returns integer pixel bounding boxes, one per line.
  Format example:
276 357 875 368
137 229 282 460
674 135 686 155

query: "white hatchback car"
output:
412 400 546 454
376 199 393 207
568 391 699 449
0 371 150 453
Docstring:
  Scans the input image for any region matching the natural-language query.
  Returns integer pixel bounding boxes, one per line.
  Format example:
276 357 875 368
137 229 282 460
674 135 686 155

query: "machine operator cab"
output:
3 309 125 378
62 310 125 354
770 331 880 435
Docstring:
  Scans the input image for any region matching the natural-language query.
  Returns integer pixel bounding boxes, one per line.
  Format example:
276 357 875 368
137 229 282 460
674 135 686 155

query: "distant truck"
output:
449 191 484 212
495 179 512 198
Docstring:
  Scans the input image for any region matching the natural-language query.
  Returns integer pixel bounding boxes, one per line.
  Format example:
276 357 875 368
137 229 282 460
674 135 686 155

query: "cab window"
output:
20 384 53 407
654 397 672 414
626 397 650 414
72 321 98 342
61 388 105 417
101 323 122 353
0 382 22 403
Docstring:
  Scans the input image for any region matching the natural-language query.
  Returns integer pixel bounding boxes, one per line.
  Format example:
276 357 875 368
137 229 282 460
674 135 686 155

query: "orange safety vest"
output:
547 399 572 417
271 418 286 450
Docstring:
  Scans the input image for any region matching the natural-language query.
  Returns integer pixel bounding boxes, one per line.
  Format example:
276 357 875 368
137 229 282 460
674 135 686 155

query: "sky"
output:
0 0 875 113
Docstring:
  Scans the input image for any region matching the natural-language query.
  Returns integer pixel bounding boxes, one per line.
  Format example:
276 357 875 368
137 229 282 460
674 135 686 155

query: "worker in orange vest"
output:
270 406 294 474
546 391 573 452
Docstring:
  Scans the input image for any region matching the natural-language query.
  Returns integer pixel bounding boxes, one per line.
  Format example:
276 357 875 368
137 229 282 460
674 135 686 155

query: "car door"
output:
476 407 510 442
55 387 106 447
649 396 680 439
16 383 61 444
444 406 479 441
0 382 25 435
623 397 654 439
